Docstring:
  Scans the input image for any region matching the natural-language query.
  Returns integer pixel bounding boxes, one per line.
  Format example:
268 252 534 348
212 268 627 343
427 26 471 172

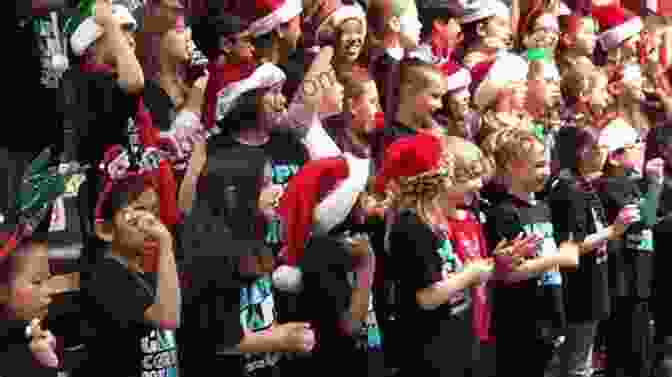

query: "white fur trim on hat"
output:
215 63 286 121
313 154 370 235
422 0 476 13
112 4 137 30
473 52 528 109
599 16 643 51
599 118 640 153
622 64 642 82
70 17 102 56
70 5 137 56
317 4 367 37
558 1 571 16
460 0 510 24
246 0 303 37
446 67 472 92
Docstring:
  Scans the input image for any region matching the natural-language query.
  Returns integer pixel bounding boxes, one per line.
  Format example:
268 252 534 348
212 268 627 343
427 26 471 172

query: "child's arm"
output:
288 46 342 160
416 260 492 310
139 213 181 329
235 322 314 354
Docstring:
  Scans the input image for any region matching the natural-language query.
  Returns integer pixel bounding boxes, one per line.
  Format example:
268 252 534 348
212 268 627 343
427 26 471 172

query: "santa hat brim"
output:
70 5 137 56
473 52 529 109
599 118 640 153
215 63 286 121
446 68 472 92
313 153 370 235
246 0 303 37
459 0 510 24
599 16 643 50
316 4 367 37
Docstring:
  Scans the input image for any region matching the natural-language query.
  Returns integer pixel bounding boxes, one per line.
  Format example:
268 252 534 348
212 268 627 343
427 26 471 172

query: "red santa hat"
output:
473 52 529 110
592 4 643 51
273 153 371 292
234 0 303 37
439 61 472 93
374 133 445 196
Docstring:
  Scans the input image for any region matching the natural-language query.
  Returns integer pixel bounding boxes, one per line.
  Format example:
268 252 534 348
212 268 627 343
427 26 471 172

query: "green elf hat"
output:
0 149 89 262
65 0 137 56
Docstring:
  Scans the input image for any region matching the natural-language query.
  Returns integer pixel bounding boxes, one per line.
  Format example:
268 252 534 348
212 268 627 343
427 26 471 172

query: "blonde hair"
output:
481 127 544 176
386 136 491 225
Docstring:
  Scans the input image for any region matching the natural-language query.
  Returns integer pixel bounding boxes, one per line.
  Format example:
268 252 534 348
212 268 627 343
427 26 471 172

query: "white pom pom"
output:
51 54 69 73
272 265 303 292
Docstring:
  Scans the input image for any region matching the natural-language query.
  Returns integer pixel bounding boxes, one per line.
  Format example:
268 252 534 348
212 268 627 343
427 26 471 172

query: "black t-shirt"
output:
73 71 139 166
388 210 474 375
548 174 610 322
178 224 246 376
0 320 57 377
9 12 63 153
209 129 309 249
597 175 656 299
485 194 565 335
79 255 179 377
654 173 672 336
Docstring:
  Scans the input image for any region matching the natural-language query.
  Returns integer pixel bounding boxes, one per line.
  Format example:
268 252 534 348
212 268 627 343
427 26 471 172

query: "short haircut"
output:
399 58 443 90
191 12 247 59
481 126 543 174
97 175 156 222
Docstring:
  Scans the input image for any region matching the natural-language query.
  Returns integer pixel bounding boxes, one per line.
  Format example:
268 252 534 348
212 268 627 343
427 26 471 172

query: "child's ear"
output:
94 222 116 243
388 16 401 33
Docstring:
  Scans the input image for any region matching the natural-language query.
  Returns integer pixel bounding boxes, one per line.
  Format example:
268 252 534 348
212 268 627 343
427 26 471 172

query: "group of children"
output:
4 0 672 377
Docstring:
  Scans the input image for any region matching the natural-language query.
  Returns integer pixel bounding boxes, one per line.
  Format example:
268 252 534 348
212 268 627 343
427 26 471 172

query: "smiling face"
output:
336 19 366 63
3 245 53 321
406 69 447 123
508 140 550 193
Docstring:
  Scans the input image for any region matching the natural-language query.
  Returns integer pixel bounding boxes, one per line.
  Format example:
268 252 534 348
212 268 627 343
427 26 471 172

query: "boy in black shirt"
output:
596 119 663 377
482 127 580 377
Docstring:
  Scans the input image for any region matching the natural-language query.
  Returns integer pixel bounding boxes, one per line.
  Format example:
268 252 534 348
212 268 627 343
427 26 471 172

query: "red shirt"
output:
445 211 494 343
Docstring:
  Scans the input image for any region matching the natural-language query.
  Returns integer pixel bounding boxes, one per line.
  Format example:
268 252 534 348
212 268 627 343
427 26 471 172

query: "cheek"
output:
10 285 37 309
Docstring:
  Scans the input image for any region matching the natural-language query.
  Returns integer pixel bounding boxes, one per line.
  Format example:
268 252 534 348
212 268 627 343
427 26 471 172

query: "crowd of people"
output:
4 0 672 376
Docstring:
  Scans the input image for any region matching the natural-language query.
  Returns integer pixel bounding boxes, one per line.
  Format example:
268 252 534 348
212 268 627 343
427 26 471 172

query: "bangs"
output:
98 175 155 222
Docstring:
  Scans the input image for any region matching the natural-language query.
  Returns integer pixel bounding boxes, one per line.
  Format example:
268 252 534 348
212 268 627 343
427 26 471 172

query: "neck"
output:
348 126 371 152
159 58 183 86
395 107 420 129
509 181 535 202
577 168 602 181
235 127 270 146
382 32 402 50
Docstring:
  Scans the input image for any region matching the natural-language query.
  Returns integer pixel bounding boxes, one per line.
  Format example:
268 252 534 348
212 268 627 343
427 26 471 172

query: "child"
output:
178 145 315 377
436 61 480 141
372 58 447 167
1 241 57 377
557 14 598 77
432 136 497 376
416 2 462 64
482 127 580 377
366 0 422 114
377 133 526 377
190 10 257 132
650 126 672 377
550 125 642 377
325 65 382 160
596 120 663 377
78 164 180 377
